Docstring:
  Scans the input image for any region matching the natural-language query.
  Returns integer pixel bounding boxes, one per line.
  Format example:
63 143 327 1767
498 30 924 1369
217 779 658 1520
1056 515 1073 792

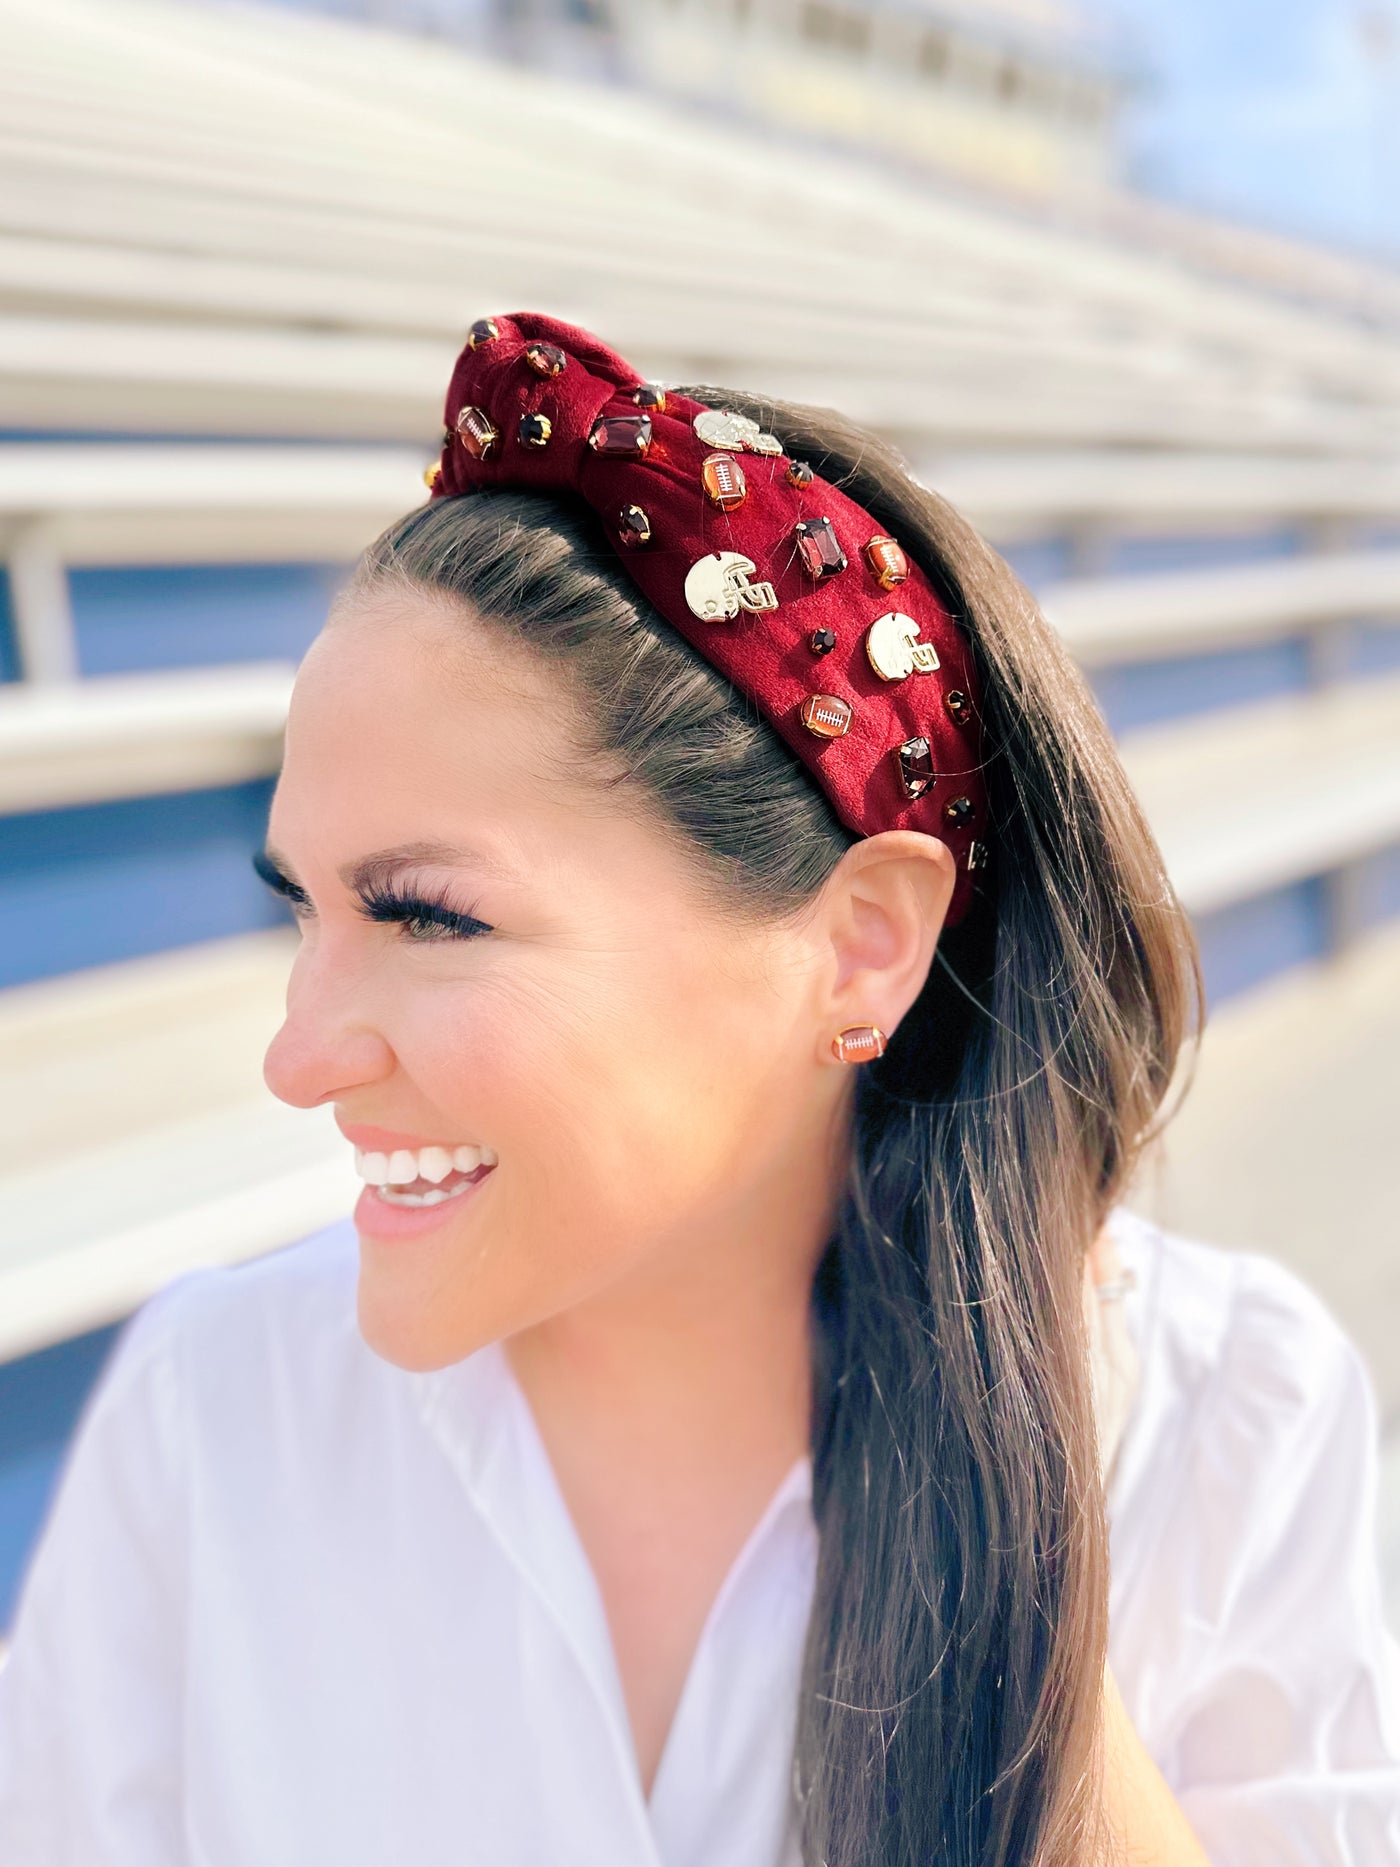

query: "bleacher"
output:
1 0 1398 1629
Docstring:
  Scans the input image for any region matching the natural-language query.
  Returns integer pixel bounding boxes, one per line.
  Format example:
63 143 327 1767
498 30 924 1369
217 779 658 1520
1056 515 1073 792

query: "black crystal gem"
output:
517 413 552 448
943 795 975 827
786 460 815 487
967 840 989 870
808 628 837 657
617 504 652 548
894 736 937 800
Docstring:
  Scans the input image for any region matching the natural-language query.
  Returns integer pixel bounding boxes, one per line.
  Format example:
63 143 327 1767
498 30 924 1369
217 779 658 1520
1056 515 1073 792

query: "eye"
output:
358 884 494 944
253 849 314 919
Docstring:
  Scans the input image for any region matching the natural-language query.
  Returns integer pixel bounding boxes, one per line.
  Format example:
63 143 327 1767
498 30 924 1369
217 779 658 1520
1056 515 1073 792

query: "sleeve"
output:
0 1280 194 1866
1145 1257 1400 1865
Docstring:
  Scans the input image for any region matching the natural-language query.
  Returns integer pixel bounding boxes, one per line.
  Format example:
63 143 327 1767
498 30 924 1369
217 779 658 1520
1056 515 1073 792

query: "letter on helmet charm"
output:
684 551 779 622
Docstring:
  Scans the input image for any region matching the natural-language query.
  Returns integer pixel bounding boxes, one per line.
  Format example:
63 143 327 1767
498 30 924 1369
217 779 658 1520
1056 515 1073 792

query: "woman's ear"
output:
817 831 956 1058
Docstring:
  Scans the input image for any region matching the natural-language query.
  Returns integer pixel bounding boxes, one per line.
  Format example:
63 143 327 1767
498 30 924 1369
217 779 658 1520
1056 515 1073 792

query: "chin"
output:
353 1257 496 1373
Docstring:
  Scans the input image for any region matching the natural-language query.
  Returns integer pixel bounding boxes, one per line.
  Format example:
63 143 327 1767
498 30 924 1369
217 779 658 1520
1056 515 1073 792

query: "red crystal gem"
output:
944 689 972 724
942 795 974 827
455 405 499 460
517 413 552 448
794 517 847 581
633 383 667 411
467 317 500 349
864 535 908 590
617 504 652 548
894 736 936 799
701 452 746 511
786 460 815 487
524 341 567 377
800 694 852 740
589 415 652 457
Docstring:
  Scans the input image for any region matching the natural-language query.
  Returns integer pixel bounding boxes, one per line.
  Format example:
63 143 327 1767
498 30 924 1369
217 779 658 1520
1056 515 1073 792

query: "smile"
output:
354 1142 499 1208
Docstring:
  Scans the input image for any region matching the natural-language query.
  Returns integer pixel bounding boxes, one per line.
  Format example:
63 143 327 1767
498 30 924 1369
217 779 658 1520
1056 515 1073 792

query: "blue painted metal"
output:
0 1324 122 1631
0 781 288 989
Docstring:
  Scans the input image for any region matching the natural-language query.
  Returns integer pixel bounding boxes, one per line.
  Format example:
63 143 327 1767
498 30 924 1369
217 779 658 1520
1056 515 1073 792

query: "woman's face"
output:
261 589 860 1370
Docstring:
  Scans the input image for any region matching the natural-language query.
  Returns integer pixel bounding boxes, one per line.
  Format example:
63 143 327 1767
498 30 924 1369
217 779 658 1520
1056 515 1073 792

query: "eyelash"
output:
252 853 494 944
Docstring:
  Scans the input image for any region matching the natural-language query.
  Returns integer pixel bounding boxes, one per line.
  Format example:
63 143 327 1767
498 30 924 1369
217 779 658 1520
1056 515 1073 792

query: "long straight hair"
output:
343 385 1202 1867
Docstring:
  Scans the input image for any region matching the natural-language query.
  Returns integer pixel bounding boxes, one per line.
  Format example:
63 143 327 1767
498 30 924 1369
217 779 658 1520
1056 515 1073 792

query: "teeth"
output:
377 1181 475 1209
418 1145 454 1184
353 1141 496 1186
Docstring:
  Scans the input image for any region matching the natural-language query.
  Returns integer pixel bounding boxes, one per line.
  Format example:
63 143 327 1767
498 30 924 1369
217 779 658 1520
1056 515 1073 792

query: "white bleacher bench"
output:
0 931 351 1363
1042 549 1400 666
0 443 428 565
0 664 295 813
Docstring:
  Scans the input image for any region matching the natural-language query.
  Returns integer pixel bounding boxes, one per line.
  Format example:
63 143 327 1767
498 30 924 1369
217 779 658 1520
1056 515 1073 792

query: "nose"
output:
263 941 396 1110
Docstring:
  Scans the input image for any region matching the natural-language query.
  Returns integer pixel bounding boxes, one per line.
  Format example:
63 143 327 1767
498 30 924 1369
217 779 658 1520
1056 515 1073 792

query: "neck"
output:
505 1146 838 1493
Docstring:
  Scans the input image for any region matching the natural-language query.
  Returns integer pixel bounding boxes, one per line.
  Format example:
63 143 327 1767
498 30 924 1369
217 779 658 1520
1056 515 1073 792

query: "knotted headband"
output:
426 312 990 928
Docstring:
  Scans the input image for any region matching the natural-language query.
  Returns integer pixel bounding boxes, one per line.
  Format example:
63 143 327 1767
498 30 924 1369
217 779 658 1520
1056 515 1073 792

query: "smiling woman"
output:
1 314 1397 1867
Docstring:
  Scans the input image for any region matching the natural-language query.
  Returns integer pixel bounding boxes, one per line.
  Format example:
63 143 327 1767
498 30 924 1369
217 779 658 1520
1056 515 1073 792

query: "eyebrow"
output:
259 840 515 895
338 840 516 893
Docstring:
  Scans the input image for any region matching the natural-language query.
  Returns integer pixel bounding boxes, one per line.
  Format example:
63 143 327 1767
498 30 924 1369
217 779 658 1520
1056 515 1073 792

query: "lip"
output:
354 1164 495 1243
337 1118 487 1154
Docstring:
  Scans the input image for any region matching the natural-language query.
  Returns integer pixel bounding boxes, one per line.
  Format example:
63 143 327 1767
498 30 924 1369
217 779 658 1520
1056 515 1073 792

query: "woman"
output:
1 312 1396 1865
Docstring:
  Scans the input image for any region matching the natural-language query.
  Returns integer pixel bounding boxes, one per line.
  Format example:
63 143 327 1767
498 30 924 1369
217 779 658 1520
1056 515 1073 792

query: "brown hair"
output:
344 385 1202 1866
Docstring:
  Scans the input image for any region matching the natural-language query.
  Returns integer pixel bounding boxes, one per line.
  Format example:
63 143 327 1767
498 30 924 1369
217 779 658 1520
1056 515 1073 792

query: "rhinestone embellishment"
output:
808 628 837 656
524 341 567 377
701 452 747 511
864 611 941 682
617 504 652 548
800 694 853 740
633 383 667 411
945 689 972 724
589 415 652 457
455 406 499 460
967 840 989 870
794 517 847 581
467 317 500 349
893 736 937 799
517 413 552 448
786 460 815 486
683 551 778 621
943 795 975 827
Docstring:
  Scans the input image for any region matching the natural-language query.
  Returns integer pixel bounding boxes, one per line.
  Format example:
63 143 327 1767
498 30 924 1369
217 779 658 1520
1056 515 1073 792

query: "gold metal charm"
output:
683 551 779 621
693 408 752 451
864 612 941 683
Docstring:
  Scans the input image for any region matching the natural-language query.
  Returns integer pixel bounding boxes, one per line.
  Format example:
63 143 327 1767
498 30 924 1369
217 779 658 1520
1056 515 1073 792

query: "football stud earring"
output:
831 1025 887 1064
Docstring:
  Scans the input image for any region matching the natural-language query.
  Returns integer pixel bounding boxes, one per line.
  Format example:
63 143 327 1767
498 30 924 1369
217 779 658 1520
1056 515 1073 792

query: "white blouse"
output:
1 1205 1398 1866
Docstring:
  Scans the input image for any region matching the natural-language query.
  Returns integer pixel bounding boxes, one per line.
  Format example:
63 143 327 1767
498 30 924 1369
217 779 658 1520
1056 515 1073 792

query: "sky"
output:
1098 0 1400 258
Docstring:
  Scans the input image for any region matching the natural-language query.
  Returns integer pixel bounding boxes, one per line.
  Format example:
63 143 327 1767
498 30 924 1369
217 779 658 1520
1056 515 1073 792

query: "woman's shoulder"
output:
1102 1203 1383 1579
1103 1202 1371 1416
103 1219 376 1437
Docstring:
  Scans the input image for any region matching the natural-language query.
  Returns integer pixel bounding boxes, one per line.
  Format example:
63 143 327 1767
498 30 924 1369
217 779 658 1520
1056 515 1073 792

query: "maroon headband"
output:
426 312 989 928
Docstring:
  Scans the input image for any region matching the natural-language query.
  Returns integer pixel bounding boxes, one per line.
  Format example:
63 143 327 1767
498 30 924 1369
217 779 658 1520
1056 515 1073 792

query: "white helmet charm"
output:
864 610 941 682
684 551 779 622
